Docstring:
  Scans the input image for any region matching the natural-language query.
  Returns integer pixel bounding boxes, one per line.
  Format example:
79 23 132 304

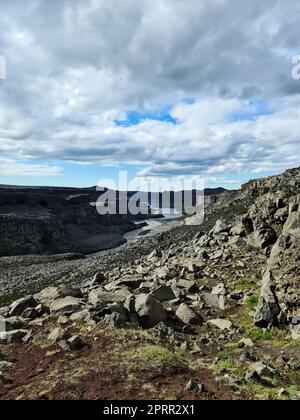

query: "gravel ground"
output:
0 219 199 304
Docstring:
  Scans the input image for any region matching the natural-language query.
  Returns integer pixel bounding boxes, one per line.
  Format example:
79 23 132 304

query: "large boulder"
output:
48 327 69 343
50 297 84 315
250 224 277 250
1 317 23 332
149 286 176 302
88 289 130 308
59 285 82 299
0 329 30 344
175 303 203 325
203 283 227 310
134 294 167 328
34 287 61 308
98 312 130 329
211 220 231 236
90 272 106 286
9 296 38 317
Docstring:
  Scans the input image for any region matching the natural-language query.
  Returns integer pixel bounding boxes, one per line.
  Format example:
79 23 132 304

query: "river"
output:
88 209 182 258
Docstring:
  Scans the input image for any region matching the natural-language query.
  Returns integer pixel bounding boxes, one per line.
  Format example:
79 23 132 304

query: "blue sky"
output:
228 100 273 123
114 108 177 127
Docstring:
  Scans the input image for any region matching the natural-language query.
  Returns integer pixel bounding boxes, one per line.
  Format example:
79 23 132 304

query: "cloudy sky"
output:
0 0 300 189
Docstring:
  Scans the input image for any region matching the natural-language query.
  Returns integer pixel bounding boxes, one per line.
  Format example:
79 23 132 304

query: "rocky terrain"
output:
0 168 300 400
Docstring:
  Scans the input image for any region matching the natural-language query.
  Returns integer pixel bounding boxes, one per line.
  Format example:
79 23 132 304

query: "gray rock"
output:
238 338 254 348
291 316 300 325
149 285 176 302
59 285 82 299
50 297 84 315
70 310 91 323
58 340 71 351
177 279 197 293
21 307 41 320
207 319 233 331
98 312 129 329
91 272 106 286
290 324 300 340
48 327 68 343
155 267 177 280
246 361 273 380
34 287 61 308
88 289 129 307
212 220 231 235
58 315 69 325
135 294 167 328
245 370 261 382
239 351 253 362
215 374 240 386
147 250 162 260
124 295 136 313
212 283 227 295
254 274 280 328
198 249 209 260
175 303 203 325
254 361 273 377
2 317 23 332
230 224 246 237
185 379 205 394
0 361 13 371
9 295 38 317
68 335 85 350
203 284 227 310
104 278 143 291
0 329 30 344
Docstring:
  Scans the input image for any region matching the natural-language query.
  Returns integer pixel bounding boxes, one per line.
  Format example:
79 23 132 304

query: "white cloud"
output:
0 159 62 176
0 0 300 183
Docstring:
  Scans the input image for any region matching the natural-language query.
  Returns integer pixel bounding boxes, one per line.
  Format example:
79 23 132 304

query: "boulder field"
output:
0 167 300 400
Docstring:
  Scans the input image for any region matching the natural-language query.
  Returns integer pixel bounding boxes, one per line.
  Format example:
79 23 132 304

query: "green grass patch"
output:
229 277 259 291
248 328 276 341
245 294 259 311
126 345 188 373
243 381 299 400
285 385 299 400
247 328 291 347
230 309 253 331
212 352 244 376
224 342 238 349
243 380 279 400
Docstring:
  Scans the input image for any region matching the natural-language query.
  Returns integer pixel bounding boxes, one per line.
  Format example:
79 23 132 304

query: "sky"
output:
0 0 300 190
